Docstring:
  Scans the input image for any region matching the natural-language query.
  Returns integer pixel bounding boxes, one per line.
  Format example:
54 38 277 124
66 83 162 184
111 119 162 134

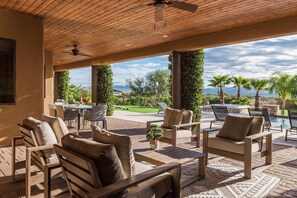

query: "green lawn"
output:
115 105 160 113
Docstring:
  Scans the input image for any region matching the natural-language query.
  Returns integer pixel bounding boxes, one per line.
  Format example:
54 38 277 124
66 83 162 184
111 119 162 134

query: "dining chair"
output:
55 105 78 127
83 103 108 129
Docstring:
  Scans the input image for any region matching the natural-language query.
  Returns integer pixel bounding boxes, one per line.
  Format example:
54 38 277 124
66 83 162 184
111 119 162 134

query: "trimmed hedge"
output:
57 71 70 100
180 50 204 121
95 65 114 116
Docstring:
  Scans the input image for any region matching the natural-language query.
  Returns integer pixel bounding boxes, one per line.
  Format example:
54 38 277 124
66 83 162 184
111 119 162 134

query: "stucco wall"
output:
0 9 43 146
44 51 53 115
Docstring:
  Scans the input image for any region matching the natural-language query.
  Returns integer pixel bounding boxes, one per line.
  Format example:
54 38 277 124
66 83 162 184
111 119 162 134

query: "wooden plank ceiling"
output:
1 0 297 67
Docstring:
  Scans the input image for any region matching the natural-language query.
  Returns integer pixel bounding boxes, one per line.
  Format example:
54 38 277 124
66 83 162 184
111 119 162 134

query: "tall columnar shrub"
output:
96 65 114 116
180 50 204 121
168 54 173 99
57 71 70 100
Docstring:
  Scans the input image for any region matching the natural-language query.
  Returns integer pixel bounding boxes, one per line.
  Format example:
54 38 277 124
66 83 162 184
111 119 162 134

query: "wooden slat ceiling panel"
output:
1 0 297 65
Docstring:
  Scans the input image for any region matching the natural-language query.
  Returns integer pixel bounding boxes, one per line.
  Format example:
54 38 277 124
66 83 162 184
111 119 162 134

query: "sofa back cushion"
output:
23 117 57 158
62 133 125 187
162 108 184 128
216 115 253 141
91 125 136 178
42 114 69 143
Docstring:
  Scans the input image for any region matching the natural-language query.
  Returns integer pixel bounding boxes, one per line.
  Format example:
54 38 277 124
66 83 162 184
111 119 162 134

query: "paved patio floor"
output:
0 111 297 197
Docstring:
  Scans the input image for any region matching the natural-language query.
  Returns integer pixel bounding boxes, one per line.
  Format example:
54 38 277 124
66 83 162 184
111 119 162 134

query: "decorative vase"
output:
149 140 160 150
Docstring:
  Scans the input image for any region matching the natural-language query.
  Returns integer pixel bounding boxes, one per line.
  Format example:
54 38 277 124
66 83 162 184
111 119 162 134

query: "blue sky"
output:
70 34 297 88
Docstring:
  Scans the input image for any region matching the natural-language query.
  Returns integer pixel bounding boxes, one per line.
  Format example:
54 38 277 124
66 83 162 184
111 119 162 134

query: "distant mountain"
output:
113 85 277 97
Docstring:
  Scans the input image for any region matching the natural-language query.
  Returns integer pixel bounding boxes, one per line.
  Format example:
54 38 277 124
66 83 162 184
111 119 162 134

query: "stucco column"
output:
91 66 98 103
172 51 181 109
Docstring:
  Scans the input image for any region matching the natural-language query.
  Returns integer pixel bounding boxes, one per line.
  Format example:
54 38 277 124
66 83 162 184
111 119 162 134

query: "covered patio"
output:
1 0 297 197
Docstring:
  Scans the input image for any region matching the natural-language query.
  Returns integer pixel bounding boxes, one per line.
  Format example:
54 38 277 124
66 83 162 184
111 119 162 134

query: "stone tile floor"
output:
0 116 297 197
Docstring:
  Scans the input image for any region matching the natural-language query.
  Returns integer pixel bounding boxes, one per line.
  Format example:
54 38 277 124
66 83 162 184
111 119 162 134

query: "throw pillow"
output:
247 116 264 142
62 133 125 187
216 115 254 141
42 114 69 143
162 108 184 128
181 110 193 129
91 125 136 178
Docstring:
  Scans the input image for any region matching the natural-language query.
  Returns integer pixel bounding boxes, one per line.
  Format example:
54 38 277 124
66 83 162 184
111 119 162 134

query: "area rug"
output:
182 161 281 198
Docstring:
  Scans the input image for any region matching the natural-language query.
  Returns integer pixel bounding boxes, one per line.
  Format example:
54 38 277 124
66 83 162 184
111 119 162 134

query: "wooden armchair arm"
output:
202 128 221 136
146 120 164 129
27 144 54 152
87 163 181 198
245 131 273 140
174 122 200 128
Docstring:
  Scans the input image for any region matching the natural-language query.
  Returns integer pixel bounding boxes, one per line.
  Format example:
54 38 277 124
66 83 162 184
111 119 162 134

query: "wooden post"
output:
172 51 181 109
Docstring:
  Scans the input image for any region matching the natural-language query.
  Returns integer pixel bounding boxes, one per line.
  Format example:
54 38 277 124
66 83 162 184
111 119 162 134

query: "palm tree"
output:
269 72 294 115
250 79 269 108
208 75 230 104
231 76 250 99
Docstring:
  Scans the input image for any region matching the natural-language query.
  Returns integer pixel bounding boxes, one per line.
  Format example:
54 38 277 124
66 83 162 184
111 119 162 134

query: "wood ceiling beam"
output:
54 15 297 72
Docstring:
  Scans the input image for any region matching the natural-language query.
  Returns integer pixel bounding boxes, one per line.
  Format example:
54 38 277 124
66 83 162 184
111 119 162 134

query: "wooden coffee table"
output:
134 146 205 188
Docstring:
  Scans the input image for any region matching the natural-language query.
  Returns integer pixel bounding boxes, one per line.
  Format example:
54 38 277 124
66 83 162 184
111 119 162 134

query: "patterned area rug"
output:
182 161 281 198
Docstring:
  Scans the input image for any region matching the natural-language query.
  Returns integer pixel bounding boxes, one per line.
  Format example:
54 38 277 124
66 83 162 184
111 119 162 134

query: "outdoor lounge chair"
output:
203 115 272 178
12 115 70 198
147 108 200 147
285 110 297 141
248 107 283 132
209 105 229 128
54 132 181 198
157 102 169 114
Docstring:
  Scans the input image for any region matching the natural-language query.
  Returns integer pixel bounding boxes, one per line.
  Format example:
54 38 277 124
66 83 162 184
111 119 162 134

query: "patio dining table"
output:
64 104 92 131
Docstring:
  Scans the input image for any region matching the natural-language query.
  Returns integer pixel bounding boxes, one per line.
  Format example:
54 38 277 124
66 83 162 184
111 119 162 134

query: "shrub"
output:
56 71 70 100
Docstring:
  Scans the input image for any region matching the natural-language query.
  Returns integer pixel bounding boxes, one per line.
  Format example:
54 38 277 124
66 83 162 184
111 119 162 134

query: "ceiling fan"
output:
61 45 92 57
125 0 198 22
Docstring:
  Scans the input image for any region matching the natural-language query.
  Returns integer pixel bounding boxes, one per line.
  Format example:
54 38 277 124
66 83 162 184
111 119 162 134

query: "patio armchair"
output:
55 104 79 127
203 115 273 178
12 115 70 198
83 103 107 129
248 107 283 132
54 132 181 198
157 102 169 114
147 108 200 147
285 110 297 141
210 105 229 128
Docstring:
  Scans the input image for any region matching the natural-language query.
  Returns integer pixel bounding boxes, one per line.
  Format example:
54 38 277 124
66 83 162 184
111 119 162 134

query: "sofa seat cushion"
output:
208 137 261 155
216 115 254 141
92 125 136 178
62 133 125 187
128 171 172 198
23 117 57 159
162 108 183 128
162 128 192 139
42 114 69 143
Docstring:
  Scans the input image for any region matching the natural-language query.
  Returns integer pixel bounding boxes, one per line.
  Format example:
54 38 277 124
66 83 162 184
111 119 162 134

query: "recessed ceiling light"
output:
162 35 168 38
125 44 131 47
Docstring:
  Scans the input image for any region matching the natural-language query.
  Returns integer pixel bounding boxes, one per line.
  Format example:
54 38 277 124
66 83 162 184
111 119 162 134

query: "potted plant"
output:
146 124 164 150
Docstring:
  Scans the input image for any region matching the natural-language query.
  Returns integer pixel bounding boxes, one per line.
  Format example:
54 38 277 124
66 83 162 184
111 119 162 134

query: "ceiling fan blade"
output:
79 52 92 57
155 6 165 22
169 1 198 12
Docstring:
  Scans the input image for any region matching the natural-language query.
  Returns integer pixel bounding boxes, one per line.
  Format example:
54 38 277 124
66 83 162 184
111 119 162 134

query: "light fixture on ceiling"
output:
162 34 168 38
125 44 131 47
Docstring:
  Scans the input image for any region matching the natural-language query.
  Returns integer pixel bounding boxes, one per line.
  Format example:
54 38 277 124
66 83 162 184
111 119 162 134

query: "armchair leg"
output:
44 166 51 198
26 148 32 198
203 132 209 165
196 124 200 148
285 129 289 141
244 138 252 178
266 134 272 165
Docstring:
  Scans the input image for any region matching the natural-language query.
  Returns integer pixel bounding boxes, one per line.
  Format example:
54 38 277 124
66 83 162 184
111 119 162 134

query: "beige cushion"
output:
23 117 57 158
162 108 183 128
248 116 264 142
91 125 136 178
62 133 125 187
181 110 193 130
162 128 192 139
42 114 69 143
208 136 261 155
216 115 253 141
